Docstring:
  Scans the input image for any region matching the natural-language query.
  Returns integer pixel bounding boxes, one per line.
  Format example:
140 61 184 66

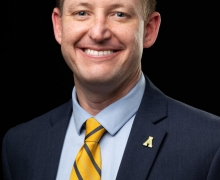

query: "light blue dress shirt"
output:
56 73 146 180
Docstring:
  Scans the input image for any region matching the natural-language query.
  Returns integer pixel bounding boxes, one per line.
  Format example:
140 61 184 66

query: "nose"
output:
88 16 111 42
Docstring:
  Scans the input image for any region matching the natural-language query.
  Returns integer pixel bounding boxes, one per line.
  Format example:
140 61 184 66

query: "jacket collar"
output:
33 75 168 180
33 100 73 179
116 75 168 180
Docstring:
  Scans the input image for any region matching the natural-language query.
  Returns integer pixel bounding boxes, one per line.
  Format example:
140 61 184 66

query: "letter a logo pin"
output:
143 136 153 148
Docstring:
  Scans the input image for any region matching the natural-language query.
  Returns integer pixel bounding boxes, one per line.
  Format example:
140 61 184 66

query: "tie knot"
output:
85 118 106 142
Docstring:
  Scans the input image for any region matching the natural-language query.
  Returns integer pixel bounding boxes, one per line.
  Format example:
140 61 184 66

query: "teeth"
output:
84 49 114 56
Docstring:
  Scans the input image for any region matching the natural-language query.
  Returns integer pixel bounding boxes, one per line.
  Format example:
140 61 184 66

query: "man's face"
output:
52 0 160 87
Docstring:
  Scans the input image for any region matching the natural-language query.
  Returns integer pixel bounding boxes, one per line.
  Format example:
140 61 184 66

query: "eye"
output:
115 12 126 17
77 11 87 16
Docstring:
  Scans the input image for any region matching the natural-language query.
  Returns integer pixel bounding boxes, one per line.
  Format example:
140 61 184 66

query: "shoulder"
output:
3 99 72 143
167 96 220 125
160 96 220 148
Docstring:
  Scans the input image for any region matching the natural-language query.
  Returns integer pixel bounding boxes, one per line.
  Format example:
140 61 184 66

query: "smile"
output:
84 49 114 56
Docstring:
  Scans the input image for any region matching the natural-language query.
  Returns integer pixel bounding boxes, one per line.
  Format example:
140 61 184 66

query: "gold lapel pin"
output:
143 136 154 148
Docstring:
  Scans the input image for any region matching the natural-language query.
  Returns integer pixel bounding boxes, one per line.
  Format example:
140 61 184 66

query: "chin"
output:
82 73 119 85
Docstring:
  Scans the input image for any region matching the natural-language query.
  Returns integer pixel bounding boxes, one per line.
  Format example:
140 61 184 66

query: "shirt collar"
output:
72 73 146 136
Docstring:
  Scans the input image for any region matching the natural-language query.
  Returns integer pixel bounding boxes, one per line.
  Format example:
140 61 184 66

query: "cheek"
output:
128 29 144 56
117 23 144 48
132 28 144 60
62 26 76 42
62 22 87 42
128 28 144 66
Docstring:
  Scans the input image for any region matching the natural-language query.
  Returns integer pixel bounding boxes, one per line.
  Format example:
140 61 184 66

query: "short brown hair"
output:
55 0 157 20
143 0 157 19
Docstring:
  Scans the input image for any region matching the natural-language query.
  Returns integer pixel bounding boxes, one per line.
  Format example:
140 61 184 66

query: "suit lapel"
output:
116 76 168 180
31 75 167 180
33 100 72 180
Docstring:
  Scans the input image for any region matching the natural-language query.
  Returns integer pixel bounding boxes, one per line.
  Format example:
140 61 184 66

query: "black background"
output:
3 0 220 178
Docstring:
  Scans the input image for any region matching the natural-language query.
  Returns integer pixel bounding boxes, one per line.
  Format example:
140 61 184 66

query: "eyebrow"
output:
67 2 93 13
107 3 136 14
67 2 134 13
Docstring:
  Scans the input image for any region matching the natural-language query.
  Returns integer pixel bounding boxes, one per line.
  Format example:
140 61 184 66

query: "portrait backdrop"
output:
3 0 220 179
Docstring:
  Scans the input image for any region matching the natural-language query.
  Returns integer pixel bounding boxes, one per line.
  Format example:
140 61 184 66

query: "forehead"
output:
63 0 143 11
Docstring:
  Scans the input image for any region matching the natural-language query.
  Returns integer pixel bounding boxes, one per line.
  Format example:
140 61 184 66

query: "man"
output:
2 0 220 179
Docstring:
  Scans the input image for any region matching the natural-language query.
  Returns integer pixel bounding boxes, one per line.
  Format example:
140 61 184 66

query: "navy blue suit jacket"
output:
2 75 220 180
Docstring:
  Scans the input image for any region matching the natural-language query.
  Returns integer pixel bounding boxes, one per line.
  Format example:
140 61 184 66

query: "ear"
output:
143 12 161 48
52 8 62 44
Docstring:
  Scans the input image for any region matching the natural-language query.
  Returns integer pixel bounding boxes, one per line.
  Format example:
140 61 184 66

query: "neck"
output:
74 70 141 116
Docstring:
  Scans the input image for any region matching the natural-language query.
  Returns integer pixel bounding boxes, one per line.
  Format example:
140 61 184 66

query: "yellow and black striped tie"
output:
70 117 106 180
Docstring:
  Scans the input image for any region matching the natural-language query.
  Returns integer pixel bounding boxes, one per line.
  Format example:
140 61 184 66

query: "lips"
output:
84 49 114 56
